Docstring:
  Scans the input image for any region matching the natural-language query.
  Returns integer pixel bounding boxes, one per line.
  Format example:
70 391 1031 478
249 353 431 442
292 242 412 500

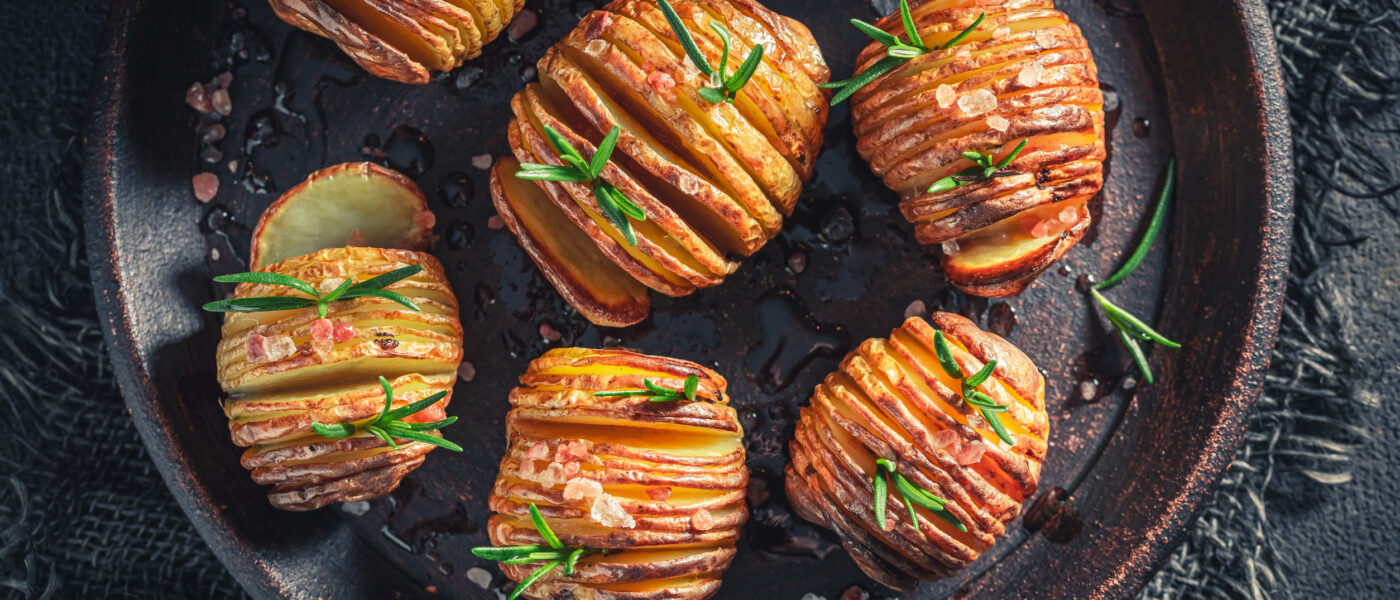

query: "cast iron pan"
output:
84 0 1292 597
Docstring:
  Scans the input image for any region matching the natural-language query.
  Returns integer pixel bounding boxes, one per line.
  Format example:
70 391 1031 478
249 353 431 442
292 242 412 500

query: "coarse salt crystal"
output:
646 486 672 501
185 82 212 113
1059 206 1078 224
933 428 959 449
563 461 581 478
584 38 608 57
690 508 716 531
192 172 219 203
538 462 567 487
987 115 1010 132
466 567 493 589
518 459 537 478
967 411 988 429
1035 29 1056 49
340 500 371 516
457 361 476 382
211 88 232 116
246 333 269 363
935 84 956 109
488 215 505 230
941 239 961 255
647 70 676 96
310 318 334 343
539 322 562 343
993 26 1011 39
563 477 604 501
333 322 355 342
904 300 926 319
507 9 538 40
555 440 591 462
590 493 636 529
1018 62 1048 87
472 154 493 170
953 440 987 465
527 441 550 460
1030 219 1054 238
956 89 997 116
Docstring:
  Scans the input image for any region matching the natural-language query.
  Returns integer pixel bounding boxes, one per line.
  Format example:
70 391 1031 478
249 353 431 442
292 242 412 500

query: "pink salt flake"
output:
471 153 493 170
185 82 212 113
956 89 997 116
953 440 987 465
1035 29 1057 49
933 428 959 449
245 333 269 363
992 26 1011 39
646 70 676 97
1030 219 1054 238
646 486 672 501
527 441 551 461
310 318 334 343
413 210 437 231
265 335 297 362
967 411 988 429
590 494 636 529
584 38 608 57
563 461 581 479
457 361 476 382
192 173 219 203
1059 206 1079 224
986 115 1010 132
690 508 716 531
904 300 926 319
507 9 538 40
518 459 537 478
584 13 610 41
333 322 356 342
935 84 956 109
563 477 604 501
539 462 567 487
1018 62 1048 88
346 229 367 246
555 440 591 463
211 88 232 116
216 71 233 89
539 322 562 343
488 215 505 230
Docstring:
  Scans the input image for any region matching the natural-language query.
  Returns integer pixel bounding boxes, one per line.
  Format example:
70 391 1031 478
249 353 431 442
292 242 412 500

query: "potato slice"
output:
483 348 746 599
249 162 433 272
786 314 1048 589
844 1 1104 297
269 0 433 84
491 157 652 327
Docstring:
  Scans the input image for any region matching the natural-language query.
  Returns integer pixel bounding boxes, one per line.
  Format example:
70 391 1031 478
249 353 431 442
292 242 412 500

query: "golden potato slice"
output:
842 1 1104 297
483 348 746 600
491 157 652 327
269 0 433 83
249 162 433 271
785 314 1048 590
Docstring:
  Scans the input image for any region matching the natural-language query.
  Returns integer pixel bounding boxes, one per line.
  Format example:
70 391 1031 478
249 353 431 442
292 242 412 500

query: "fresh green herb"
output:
933 330 1015 445
202 265 423 318
310 376 461 452
657 0 763 104
471 503 608 600
1089 159 1181 384
516 125 644 246
871 458 965 532
927 138 1029 194
592 375 701 402
821 2 984 105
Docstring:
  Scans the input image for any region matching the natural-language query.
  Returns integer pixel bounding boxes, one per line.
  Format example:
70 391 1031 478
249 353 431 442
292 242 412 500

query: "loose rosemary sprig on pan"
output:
657 0 763 104
927 138 1029 194
821 2 985 105
471 503 608 600
311 375 461 452
872 458 965 532
516 125 644 246
1089 159 1181 385
934 330 1015 446
592 375 700 402
201 265 423 317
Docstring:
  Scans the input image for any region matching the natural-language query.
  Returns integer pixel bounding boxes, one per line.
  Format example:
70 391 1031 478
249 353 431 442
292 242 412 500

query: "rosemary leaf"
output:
471 545 548 561
933 330 965 378
213 271 318 296
201 296 316 313
530 503 565 550
1091 289 1180 348
1107 311 1155 385
963 359 998 387
826 55 904 105
657 0 712 77
683 375 699 401
336 288 419 312
383 390 450 422
590 126 621 178
1097 159 1176 290
510 560 561 600
938 12 985 49
851 18 901 47
899 0 925 50
873 466 888 531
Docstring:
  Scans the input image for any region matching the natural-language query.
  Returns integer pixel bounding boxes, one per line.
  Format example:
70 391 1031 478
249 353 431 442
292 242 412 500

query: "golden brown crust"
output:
484 348 746 600
490 0 829 327
784 314 1048 589
845 0 1105 297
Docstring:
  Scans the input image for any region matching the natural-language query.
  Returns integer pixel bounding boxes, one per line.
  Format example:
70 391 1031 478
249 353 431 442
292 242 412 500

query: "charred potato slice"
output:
268 0 524 84
490 0 830 327
484 348 746 599
785 313 1048 589
845 0 1105 296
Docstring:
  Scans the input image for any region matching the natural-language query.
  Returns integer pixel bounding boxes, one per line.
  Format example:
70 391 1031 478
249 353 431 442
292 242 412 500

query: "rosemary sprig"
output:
201 265 423 318
657 0 763 104
821 2 984 105
927 138 1029 194
934 330 1015 445
872 459 965 532
310 376 461 452
1090 159 1181 384
471 503 608 600
592 375 700 402
516 125 644 246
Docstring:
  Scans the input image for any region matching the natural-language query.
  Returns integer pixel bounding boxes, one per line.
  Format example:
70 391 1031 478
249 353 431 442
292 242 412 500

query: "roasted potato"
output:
846 0 1105 297
214 165 464 510
490 0 830 327
268 0 525 84
484 348 746 599
785 313 1048 590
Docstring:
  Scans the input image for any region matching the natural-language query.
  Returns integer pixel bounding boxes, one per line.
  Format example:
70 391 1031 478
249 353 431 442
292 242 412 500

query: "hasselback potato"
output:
490 0 830 327
785 313 1048 590
268 0 525 84
847 0 1105 297
483 348 746 599
214 163 464 510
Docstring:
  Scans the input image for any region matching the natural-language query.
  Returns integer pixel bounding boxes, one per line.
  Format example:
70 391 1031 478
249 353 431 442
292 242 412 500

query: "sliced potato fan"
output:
845 0 1106 297
269 0 524 84
483 348 746 600
491 0 830 327
785 313 1048 590
214 165 463 511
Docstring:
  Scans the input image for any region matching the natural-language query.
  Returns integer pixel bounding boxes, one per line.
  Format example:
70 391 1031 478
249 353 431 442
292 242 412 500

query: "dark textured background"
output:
1 0 1395 599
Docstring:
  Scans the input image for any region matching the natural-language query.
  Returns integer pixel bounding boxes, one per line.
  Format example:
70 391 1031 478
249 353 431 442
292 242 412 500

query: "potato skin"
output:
846 0 1105 297
267 0 522 84
483 348 746 600
785 314 1048 590
490 0 830 327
